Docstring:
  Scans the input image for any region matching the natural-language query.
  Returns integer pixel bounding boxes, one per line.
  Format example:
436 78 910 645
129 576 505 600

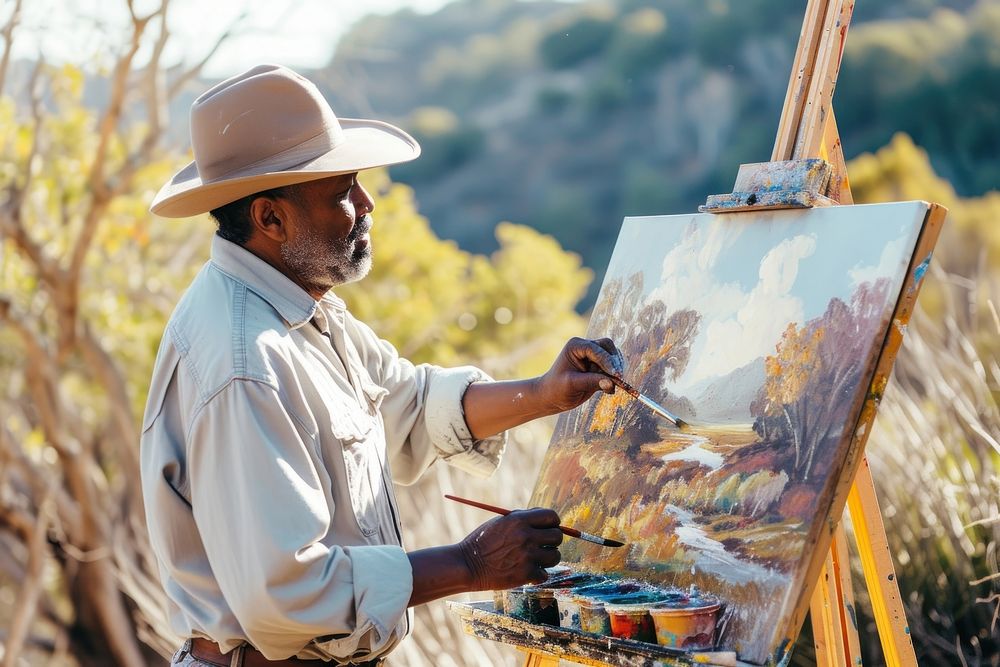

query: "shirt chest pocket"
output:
330 382 390 539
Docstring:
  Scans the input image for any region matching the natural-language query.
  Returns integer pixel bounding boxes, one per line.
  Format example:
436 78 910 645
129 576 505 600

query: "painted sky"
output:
604 202 926 394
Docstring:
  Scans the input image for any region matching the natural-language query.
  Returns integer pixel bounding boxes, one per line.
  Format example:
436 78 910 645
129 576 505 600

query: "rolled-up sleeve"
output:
187 380 411 661
347 316 507 484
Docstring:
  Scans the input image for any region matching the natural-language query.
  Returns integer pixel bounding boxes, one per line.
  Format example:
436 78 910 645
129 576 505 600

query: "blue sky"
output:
602 202 928 392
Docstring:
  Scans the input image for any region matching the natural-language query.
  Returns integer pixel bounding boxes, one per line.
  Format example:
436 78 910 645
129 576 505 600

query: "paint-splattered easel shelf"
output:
448 601 750 667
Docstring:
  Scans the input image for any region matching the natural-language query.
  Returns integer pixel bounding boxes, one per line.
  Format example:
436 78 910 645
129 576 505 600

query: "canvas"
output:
529 201 936 665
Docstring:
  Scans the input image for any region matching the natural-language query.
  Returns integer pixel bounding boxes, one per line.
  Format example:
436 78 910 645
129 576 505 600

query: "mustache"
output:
350 214 373 240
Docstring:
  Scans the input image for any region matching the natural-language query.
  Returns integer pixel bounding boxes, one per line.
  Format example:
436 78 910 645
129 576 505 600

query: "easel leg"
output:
811 523 863 666
521 649 560 667
847 457 917 667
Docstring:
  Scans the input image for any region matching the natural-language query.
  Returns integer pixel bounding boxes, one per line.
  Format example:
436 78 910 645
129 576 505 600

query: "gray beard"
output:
280 219 372 291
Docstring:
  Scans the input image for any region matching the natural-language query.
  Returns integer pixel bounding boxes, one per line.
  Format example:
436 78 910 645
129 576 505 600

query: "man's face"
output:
278 173 375 291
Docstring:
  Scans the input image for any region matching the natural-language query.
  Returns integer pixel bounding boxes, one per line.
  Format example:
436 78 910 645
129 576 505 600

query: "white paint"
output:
849 234 908 286
660 434 724 470
664 504 785 587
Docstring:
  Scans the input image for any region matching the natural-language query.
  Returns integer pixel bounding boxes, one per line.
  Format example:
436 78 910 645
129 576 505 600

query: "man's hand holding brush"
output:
408 508 564 606
461 337 623 440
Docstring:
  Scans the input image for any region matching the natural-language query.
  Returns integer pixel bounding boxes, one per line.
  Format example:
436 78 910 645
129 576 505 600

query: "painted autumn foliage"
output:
568 271 700 453
751 278 893 482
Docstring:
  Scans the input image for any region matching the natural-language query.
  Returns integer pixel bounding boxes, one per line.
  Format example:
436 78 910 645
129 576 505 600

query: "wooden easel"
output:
518 1 922 665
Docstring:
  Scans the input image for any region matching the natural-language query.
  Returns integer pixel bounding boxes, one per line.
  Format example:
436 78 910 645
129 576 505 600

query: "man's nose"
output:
353 183 375 216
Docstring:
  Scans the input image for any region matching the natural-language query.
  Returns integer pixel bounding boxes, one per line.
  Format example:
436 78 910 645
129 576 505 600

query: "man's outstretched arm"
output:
461 337 622 440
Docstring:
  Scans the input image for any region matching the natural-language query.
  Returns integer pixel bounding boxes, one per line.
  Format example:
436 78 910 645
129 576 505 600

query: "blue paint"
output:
913 253 932 285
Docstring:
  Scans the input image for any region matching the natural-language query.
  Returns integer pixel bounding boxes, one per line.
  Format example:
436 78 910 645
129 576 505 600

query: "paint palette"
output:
493 571 722 651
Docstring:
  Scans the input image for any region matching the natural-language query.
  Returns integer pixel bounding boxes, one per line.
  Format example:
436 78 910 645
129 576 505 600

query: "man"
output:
140 64 621 667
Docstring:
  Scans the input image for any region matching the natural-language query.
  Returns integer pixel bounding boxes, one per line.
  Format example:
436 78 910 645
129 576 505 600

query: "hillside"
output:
320 0 1000 307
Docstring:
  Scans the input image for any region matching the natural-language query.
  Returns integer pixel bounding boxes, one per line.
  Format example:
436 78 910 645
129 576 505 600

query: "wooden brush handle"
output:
607 374 640 399
444 494 511 517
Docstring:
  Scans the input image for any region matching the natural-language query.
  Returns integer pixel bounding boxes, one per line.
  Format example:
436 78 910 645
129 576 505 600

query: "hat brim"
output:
150 118 420 218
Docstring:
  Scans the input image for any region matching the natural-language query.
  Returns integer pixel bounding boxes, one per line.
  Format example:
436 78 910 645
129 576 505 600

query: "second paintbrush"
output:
444 494 625 548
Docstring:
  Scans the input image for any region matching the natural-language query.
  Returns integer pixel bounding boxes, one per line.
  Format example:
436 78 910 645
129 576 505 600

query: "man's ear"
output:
248 195 291 243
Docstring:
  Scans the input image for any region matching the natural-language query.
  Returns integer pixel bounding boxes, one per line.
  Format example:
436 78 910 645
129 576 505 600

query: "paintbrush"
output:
444 494 625 548
605 374 689 429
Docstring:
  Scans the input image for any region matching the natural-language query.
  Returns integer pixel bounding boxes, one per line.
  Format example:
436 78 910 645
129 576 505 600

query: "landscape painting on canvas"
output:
530 202 933 665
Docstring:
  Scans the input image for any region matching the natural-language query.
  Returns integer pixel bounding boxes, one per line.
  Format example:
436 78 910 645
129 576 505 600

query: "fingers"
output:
519 507 561 530
570 337 621 378
530 545 562 569
459 510 566 590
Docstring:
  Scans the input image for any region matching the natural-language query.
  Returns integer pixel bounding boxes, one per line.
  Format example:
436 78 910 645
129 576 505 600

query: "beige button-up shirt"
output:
140 235 506 662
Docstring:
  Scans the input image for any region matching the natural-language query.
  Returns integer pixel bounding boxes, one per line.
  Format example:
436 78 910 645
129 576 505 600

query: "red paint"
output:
608 608 656 643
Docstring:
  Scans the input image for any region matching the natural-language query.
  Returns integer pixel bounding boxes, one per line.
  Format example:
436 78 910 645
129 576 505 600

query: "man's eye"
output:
335 184 354 200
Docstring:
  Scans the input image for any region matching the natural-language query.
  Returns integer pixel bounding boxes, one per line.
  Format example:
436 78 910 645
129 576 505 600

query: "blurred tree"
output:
0 0 233 663
539 14 616 70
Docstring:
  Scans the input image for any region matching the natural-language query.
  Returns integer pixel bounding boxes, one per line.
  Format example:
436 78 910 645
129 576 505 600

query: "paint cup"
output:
555 590 583 630
649 600 721 650
526 587 560 625
552 577 611 630
604 601 658 643
491 589 505 614
526 573 604 625
574 580 655 635
504 586 531 620
577 596 612 635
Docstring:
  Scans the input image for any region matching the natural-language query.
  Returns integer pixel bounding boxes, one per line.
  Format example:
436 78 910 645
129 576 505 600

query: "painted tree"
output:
587 272 700 451
754 322 825 473
802 278 892 477
752 278 892 481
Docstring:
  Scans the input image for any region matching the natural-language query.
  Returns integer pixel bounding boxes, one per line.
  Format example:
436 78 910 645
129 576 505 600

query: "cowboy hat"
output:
150 64 421 218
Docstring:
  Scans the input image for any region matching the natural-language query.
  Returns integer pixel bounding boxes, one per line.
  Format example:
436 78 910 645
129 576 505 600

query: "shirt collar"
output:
210 234 320 329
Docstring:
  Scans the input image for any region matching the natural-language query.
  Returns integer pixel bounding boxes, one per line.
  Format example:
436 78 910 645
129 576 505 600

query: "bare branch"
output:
167 8 249 101
0 0 23 96
0 60 63 288
68 5 153 295
0 424 83 535
78 321 143 507
21 58 44 199
1 493 54 667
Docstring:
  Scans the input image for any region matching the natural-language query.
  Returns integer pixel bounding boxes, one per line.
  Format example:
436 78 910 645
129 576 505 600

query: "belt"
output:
188 638 384 667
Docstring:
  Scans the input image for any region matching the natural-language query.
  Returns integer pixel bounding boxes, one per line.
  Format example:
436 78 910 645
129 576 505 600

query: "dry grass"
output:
856 261 1000 666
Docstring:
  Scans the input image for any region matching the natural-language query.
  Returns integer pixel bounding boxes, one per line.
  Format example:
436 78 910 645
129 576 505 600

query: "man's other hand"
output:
536 337 622 413
458 508 564 590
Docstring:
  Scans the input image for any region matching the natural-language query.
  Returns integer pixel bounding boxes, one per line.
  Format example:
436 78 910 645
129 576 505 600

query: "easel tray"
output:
447 600 748 667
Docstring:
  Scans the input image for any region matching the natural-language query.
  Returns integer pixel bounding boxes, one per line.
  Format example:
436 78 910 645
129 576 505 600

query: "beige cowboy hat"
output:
150 64 421 218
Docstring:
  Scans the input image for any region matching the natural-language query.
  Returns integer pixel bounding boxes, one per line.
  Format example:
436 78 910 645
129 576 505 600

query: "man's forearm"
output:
461 378 556 440
407 545 474 607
